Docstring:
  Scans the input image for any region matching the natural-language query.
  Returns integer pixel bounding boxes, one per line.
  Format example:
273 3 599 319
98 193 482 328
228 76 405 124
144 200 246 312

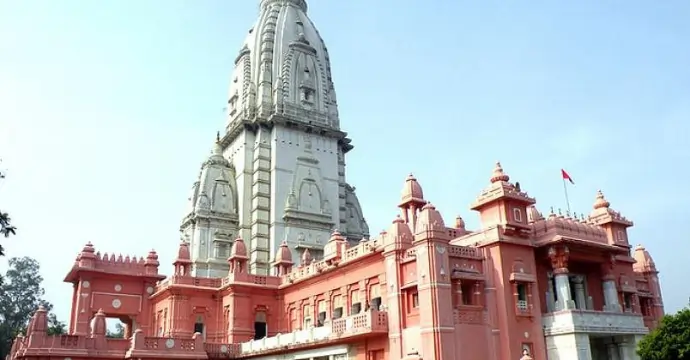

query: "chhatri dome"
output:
181 0 368 277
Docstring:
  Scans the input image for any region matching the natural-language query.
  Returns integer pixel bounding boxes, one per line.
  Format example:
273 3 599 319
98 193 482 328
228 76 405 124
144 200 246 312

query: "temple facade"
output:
7 165 665 360
6 2 666 360
181 0 368 278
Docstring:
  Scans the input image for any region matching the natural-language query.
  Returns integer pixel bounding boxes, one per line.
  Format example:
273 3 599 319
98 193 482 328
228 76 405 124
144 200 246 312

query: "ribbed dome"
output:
400 174 425 206
227 0 339 129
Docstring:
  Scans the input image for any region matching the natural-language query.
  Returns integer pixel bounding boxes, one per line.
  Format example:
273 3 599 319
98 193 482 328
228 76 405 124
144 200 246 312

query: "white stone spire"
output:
184 1 368 277
226 0 339 129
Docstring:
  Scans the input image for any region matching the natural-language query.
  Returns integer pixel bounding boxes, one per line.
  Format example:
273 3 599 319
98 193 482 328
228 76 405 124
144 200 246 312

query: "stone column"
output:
546 275 556 312
572 275 587 310
607 343 621 360
601 254 622 312
548 246 575 310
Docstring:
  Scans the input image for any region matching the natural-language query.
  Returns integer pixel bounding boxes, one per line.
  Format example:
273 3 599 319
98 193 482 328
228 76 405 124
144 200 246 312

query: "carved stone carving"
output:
548 245 570 274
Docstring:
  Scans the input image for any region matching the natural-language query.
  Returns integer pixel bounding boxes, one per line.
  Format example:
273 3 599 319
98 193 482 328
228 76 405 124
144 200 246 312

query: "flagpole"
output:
562 178 571 214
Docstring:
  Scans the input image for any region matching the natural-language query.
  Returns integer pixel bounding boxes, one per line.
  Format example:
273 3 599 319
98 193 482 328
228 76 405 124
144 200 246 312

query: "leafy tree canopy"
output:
0 257 66 358
0 210 17 256
106 323 125 339
637 306 690 360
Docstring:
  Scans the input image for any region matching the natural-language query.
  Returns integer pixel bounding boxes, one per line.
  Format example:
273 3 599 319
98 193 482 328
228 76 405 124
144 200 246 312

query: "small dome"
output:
81 242 95 253
415 202 446 231
400 174 425 206
177 242 190 260
385 215 413 245
274 240 293 264
146 249 158 261
301 248 312 265
490 162 510 183
174 242 192 264
230 237 248 258
455 215 466 229
593 190 610 210
633 244 656 272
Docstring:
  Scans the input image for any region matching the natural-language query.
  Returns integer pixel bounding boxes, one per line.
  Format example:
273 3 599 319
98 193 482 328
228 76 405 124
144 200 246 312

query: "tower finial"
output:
216 131 221 143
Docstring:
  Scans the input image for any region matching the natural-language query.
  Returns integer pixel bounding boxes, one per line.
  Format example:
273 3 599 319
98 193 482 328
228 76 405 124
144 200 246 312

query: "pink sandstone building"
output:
6 1 665 360
7 165 665 360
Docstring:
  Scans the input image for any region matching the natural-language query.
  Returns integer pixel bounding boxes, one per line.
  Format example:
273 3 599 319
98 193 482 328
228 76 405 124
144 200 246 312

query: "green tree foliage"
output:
637 306 690 360
106 323 125 338
0 257 66 358
0 210 17 256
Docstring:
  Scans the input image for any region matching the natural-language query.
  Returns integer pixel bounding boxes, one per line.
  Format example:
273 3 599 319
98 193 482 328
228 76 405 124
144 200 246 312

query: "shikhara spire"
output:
181 1 368 277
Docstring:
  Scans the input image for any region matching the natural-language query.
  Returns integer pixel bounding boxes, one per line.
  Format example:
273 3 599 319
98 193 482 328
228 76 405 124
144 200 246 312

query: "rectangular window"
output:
461 282 474 305
303 304 312 328
333 296 343 319
412 292 419 308
623 293 633 312
513 208 523 223
516 283 529 313
317 300 326 326
350 290 361 314
370 284 382 310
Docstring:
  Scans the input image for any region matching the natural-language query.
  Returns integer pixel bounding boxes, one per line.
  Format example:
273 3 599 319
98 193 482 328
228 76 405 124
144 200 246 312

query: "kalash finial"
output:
490 162 510 183
216 131 221 143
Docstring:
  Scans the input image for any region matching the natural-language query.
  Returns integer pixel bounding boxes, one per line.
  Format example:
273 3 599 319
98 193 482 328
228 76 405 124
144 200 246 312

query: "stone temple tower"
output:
181 0 369 277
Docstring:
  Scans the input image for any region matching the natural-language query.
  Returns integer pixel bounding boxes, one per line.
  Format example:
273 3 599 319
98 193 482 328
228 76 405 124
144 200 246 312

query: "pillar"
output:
607 343 621 360
549 246 575 311
572 276 587 310
602 279 621 312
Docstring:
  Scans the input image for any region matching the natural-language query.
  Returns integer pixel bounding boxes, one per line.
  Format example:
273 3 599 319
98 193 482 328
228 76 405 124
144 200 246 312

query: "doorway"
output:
254 311 267 340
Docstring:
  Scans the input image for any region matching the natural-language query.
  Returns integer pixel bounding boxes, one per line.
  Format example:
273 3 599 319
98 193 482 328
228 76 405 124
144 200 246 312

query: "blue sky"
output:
0 0 688 323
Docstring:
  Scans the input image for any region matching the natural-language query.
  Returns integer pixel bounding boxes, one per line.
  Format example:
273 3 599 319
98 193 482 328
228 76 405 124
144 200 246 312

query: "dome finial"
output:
593 190 610 209
490 162 510 183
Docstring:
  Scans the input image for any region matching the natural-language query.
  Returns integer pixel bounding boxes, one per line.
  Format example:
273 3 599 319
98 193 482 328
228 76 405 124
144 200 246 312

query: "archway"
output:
254 311 267 340
104 317 129 338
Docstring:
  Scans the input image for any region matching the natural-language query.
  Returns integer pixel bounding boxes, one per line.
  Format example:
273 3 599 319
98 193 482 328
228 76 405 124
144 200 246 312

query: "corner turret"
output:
471 162 535 237
588 190 633 248
399 174 426 232
272 241 293 275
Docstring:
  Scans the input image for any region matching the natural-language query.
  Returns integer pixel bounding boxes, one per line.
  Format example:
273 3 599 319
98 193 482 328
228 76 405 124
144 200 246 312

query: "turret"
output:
323 230 348 264
173 242 192 277
144 250 160 276
382 215 413 254
470 162 535 237
228 237 248 274
588 190 633 248
399 174 426 232
272 241 293 276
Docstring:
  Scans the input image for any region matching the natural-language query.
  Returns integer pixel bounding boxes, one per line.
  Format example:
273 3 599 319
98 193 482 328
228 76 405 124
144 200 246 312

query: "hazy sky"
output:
1 0 689 324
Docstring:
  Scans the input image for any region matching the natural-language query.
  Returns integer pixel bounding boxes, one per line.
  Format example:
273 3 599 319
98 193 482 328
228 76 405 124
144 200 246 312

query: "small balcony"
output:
542 309 649 337
236 309 388 356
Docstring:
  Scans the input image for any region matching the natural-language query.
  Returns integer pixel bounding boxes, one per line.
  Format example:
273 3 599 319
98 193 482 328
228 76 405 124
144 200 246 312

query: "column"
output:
572 275 587 310
607 343 621 360
602 279 621 312
548 246 575 310
546 275 556 312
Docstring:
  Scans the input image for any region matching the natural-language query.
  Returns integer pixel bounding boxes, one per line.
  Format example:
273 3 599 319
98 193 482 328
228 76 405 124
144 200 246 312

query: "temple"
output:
5 1 666 360
182 0 368 278
6 165 665 360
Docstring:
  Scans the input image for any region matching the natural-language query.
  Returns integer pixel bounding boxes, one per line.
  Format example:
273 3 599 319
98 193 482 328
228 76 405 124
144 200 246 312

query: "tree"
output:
106 323 125 338
0 257 66 358
637 306 690 360
0 210 16 256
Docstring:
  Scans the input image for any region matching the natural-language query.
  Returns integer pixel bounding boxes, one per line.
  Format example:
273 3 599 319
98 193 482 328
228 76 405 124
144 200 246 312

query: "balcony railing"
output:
542 309 649 336
236 309 388 355
9 311 388 360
